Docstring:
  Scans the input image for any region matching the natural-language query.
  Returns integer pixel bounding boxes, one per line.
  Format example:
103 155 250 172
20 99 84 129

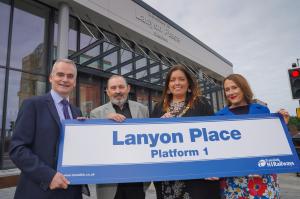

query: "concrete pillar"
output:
57 3 69 59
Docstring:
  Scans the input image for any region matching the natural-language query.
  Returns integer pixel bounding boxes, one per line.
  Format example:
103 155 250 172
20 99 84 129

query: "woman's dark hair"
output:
161 64 201 112
223 73 254 106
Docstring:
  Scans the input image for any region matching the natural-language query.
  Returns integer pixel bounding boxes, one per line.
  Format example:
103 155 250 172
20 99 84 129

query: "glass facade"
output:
5 70 46 168
136 87 149 107
151 90 161 111
79 76 101 118
0 68 5 135
0 0 224 169
0 0 10 66
10 0 49 74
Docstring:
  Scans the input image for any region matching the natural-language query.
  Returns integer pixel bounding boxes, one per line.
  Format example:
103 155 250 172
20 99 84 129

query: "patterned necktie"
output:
61 99 71 120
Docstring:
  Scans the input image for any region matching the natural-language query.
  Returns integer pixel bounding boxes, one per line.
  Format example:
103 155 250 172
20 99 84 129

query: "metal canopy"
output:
68 14 222 95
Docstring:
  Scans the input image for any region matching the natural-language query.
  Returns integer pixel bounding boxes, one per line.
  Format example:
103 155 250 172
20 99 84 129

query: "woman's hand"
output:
76 116 87 121
248 174 260 178
161 112 173 118
277 109 290 124
205 177 219 180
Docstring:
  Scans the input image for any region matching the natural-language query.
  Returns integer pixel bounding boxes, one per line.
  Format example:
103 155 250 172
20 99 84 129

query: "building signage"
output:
57 114 300 184
135 7 181 44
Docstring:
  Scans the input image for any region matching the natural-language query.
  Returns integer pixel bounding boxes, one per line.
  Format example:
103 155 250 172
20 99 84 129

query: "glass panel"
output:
79 77 101 117
162 64 169 70
0 68 5 131
150 77 160 84
136 87 149 107
80 23 99 49
78 23 102 68
5 70 46 168
151 90 161 111
212 91 218 112
136 58 146 69
103 42 114 52
10 0 49 74
103 52 117 71
68 87 77 107
150 65 159 74
218 90 224 110
121 64 132 75
0 0 10 66
79 47 101 69
68 17 77 55
121 49 132 63
136 70 147 80
53 23 58 60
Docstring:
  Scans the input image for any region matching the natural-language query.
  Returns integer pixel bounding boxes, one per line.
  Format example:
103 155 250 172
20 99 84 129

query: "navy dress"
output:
151 97 220 199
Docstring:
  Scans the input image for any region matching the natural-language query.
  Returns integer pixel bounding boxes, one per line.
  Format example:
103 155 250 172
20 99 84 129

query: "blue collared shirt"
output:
50 90 73 121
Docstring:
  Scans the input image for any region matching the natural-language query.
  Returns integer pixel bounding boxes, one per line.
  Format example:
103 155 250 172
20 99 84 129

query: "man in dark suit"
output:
9 59 86 199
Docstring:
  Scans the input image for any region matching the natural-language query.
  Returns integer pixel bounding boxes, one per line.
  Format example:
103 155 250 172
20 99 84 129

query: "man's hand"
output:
277 109 289 124
49 172 70 190
107 113 126 122
76 116 87 121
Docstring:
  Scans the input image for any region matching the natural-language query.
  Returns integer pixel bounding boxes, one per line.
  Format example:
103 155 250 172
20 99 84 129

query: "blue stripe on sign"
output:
59 155 299 184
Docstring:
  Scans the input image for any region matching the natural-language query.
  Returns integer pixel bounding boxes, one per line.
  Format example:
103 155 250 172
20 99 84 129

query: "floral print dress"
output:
221 174 279 199
217 105 280 199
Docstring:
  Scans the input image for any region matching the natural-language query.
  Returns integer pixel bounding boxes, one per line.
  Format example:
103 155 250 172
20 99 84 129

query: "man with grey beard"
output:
90 75 149 199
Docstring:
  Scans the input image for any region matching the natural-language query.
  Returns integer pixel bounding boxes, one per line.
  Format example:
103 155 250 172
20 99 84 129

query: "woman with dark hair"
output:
151 64 220 199
216 73 289 199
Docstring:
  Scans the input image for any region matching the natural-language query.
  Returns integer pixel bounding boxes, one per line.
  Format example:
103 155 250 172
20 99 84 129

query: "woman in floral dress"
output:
216 73 289 199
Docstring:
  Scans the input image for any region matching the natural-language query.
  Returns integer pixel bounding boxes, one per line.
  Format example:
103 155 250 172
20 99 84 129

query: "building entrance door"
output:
78 74 102 117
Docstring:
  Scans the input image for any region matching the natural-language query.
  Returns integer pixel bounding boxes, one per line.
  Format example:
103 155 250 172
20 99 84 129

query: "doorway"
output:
78 74 102 117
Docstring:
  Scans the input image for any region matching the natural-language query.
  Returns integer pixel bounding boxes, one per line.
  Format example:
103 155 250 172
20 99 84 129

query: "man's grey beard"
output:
111 97 127 107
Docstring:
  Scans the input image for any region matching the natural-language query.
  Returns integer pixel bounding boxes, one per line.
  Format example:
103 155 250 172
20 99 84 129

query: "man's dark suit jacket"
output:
9 93 83 199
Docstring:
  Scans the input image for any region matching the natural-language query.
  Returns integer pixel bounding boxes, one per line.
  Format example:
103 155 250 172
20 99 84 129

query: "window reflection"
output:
136 58 146 69
218 90 224 110
6 70 46 122
136 87 149 107
9 0 48 74
80 24 102 69
151 90 162 111
121 64 133 76
212 92 218 112
79 77 101 117
0 0 10 66
137 70 148 80
5 70 46 165
103 52 117 70
121 50 132 63
68 17 78 55
150 65 159 74
0 68 5 129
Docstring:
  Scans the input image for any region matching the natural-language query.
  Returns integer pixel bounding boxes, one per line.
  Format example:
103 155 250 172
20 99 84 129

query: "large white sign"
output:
57 114 300 184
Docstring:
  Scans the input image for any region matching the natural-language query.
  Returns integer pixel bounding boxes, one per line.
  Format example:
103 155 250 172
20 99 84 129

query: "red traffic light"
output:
289 68 300 99
291 70 300 78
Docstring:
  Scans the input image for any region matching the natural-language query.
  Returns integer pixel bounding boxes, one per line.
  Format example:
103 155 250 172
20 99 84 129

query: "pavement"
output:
0 173 299 199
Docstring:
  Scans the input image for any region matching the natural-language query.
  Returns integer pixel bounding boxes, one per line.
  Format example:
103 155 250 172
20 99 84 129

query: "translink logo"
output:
257 158 295 167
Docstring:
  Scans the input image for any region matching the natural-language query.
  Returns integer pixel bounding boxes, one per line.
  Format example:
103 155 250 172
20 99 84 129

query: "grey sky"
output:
144 0 300 115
